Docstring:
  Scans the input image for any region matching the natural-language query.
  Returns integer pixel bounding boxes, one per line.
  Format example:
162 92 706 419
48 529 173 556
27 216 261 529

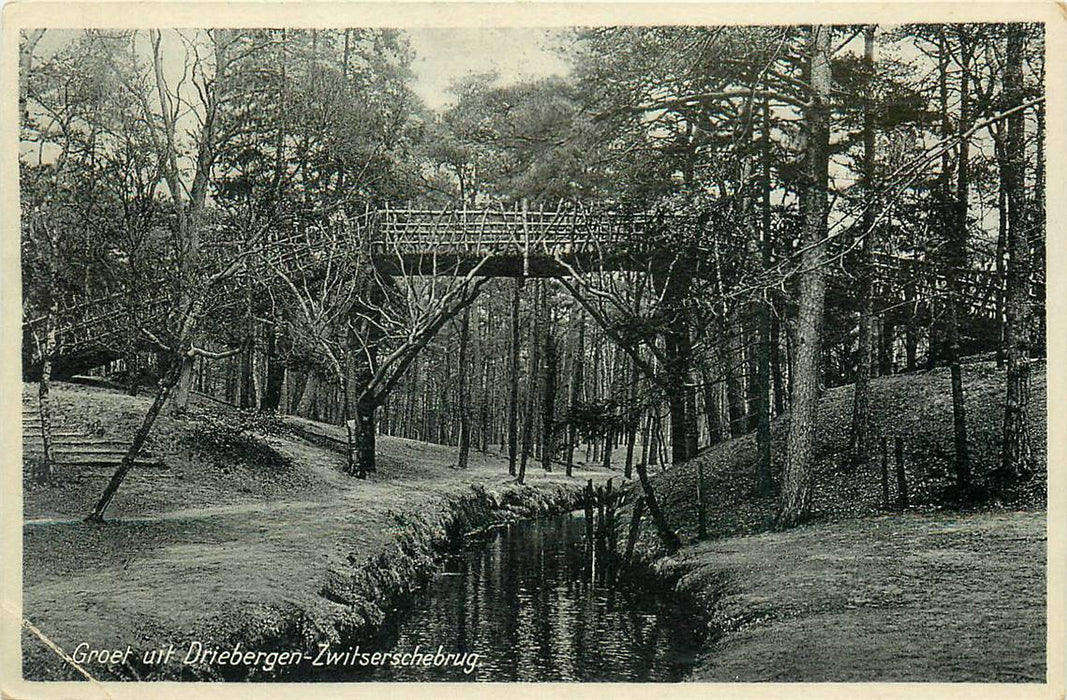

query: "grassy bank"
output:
21 382 604 681
639 361 1048 682
669 510 1045 682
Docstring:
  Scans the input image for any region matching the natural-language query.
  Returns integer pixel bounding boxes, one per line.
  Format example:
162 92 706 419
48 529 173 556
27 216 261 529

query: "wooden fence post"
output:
584 478 595 566
880 436 890 509
894 436 909 510
625 496 645 564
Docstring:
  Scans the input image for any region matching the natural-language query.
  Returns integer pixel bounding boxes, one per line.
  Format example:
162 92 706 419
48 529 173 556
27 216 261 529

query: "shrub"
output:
185 411 292 475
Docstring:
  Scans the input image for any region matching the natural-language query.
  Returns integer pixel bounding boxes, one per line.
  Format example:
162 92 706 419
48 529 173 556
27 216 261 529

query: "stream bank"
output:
145 479 600 680
662 510 1046 682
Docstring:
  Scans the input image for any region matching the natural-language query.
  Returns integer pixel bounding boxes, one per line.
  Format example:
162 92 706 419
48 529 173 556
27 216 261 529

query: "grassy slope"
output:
653 361 1047 543
21 382 603 680
646 361 1048 682
674 511 1045 682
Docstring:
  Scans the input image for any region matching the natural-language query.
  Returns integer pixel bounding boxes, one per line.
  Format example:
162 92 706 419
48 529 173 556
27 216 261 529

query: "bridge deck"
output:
22 206 1042 375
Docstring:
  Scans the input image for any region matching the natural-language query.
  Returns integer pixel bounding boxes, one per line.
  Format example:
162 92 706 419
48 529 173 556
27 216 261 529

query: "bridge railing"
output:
372 206 658 257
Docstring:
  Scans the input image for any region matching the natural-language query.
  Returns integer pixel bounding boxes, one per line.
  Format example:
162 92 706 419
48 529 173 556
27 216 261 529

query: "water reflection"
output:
363 512 704 682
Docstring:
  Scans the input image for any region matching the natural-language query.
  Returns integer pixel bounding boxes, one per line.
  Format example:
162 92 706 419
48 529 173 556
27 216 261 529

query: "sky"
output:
405 28 573 111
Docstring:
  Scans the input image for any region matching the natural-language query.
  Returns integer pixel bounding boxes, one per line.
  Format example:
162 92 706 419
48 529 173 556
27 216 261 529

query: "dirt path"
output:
675 510 1046 682
23 499 337 527
21 396 610 681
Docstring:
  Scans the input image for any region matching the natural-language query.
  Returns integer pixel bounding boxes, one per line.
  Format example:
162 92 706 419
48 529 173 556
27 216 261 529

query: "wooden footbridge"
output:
22 205 1031 379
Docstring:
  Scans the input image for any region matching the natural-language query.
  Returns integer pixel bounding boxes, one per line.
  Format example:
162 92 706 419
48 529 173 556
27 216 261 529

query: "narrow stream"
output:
353 512 706 682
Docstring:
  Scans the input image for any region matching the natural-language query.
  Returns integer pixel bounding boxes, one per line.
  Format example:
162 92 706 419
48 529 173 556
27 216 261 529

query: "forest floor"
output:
647 360 1048 682
19 381 606 681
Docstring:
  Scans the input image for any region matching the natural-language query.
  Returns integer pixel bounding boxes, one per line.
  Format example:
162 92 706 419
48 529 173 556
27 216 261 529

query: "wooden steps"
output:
21 407 164 470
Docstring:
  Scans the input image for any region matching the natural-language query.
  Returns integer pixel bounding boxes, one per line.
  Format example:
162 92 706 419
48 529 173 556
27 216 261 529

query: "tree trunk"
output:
567 307 585 476
724 312 745 439
507 278 522 476
703 366 726 446
261 327 286 412
238 277 256 409
478 306 492 452
624 355 638 479
777 25 832 529
771 314 786 415
541 324 558 472
1033 97 1046 353
947 28 973 490
347 391 377 479
633 459 680 553
894 436 909 510
37 334 56 485
995 129 1008 368
879 319 894 376
456 304 472 469
88 360 181 521
999 26 1033 486
696 453 707 539
171 355 196 413
296 371 319 417
519 281 544 483
36 218 60 483
756 93 775 495
663 269 696 463
684 364 699 457
849 25 877 473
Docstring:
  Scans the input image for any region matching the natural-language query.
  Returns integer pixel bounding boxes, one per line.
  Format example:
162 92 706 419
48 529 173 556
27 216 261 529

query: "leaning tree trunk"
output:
777 25 832 529
89 278 212 520
999 26 1033 486
87 359 182 522
633 458 681 553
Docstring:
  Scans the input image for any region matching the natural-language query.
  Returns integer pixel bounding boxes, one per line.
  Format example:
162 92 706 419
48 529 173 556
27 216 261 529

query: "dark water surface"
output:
357 512 706 682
